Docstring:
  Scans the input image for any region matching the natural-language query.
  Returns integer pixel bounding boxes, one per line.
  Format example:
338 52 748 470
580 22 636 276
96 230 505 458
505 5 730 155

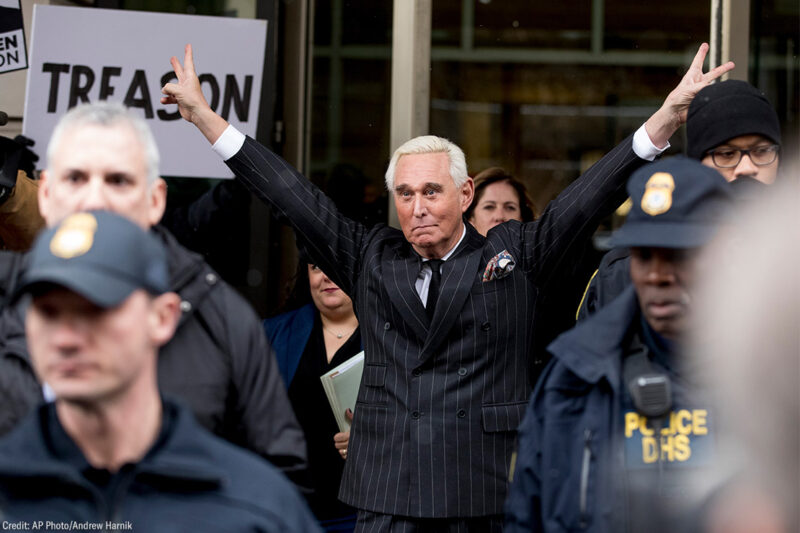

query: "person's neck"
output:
56 383 163 473
320 308 359 332
319 308 359 362
640 314 677 369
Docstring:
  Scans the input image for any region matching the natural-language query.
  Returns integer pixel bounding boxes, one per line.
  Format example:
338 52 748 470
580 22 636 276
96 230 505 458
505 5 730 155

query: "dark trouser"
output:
355 510 504 533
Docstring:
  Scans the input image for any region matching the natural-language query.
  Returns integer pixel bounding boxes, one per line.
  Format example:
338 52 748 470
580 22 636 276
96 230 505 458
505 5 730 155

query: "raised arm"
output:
519 43 734 285
162 45 367 295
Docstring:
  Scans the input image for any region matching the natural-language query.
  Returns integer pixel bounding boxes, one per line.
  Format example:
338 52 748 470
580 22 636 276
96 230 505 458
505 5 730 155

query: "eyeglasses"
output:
706 144 780 168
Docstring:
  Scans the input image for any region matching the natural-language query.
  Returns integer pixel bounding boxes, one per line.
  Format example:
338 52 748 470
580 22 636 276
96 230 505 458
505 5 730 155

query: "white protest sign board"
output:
23 5 267 178
0 0 27 74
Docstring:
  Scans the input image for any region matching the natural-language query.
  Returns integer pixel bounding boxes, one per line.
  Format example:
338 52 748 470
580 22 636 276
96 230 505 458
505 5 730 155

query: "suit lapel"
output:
382 250 429 344
420 224 485 360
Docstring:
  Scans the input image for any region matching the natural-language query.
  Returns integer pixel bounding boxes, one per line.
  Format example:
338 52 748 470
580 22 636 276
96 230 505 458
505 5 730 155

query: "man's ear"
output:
460 177 475 213
38 170 53 224
148 292 180 348
147 177 168 227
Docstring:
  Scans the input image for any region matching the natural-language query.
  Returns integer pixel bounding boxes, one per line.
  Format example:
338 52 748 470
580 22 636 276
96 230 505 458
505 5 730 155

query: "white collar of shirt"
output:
415 224 467 305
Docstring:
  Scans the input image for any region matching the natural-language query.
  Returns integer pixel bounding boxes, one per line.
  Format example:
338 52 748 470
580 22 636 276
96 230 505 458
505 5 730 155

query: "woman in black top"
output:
264 263 359 532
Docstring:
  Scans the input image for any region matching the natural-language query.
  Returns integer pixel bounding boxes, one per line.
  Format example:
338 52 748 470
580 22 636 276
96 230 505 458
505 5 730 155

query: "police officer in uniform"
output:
505 158 734 532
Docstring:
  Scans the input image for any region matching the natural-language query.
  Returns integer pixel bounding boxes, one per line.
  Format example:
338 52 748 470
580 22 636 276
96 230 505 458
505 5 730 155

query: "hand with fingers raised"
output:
645 43 736 148
161 44 229 144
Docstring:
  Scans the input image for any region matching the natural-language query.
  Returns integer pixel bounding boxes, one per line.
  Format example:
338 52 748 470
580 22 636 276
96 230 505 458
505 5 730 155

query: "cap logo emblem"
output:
50 213 98 259
641 172 675 216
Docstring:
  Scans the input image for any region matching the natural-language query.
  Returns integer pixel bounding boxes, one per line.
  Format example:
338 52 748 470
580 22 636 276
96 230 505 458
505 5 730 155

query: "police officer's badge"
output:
50 213 98 258
641 172 675 216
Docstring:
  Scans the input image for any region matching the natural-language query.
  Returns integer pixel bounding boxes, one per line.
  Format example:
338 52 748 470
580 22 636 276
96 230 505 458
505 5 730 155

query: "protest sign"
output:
0 0 27 74
24 5 268 178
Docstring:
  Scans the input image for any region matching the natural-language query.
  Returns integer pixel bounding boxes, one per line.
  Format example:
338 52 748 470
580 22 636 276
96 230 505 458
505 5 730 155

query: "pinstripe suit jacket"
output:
225 134 645 518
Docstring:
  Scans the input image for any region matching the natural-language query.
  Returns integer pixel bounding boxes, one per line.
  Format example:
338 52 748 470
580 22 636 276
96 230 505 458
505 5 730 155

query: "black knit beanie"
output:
686 80 781 160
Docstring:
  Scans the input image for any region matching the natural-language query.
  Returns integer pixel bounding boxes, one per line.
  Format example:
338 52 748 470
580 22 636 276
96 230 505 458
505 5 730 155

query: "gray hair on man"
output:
46 102 160 186
384 135 469 191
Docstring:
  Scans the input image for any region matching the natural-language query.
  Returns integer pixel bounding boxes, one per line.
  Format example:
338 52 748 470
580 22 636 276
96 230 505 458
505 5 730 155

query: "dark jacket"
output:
226 133 644 518
576 248 632 321
263 303 316 387
530 240 603 385
0 226 307 484
0 251 38 436
505 286 641 532
0 400 321 532
263 304 360 528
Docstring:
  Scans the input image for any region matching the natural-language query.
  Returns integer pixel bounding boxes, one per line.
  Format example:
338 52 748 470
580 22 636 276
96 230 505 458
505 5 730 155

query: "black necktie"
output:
426 259 443 320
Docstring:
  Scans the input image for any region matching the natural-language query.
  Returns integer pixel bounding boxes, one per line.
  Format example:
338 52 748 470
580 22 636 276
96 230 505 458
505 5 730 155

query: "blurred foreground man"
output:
0 211 319 532
691 180 799 533
505 158 734 532
0 103 307 486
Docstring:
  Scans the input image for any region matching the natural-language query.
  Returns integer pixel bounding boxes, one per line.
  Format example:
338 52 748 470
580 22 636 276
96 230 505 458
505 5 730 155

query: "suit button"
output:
457 409 466 418
411 411 420 419
480 321 491 331
412 368 422 377
457 367 467 376
384 322 391 330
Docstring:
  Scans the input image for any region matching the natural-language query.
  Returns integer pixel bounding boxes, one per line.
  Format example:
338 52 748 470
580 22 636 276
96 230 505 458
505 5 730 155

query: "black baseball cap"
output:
611 157 734 249
14 211 169 307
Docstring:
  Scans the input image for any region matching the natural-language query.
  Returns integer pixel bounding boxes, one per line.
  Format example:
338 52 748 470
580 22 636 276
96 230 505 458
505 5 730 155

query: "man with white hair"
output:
163 43 731 531
0 103 307 488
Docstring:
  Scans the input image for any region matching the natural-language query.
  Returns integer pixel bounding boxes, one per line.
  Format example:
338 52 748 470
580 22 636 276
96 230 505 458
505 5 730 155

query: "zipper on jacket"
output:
579 428 593 529
102 469 137 531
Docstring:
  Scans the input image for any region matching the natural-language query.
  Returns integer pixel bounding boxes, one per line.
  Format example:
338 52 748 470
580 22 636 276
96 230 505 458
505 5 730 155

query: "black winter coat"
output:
0 226 307 484
0 401 321 532
576 247 632 321
506 287 640 532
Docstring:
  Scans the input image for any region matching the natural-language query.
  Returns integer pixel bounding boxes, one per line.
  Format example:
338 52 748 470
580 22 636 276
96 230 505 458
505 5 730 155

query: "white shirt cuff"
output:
632 123 669 161
212 125 246 161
